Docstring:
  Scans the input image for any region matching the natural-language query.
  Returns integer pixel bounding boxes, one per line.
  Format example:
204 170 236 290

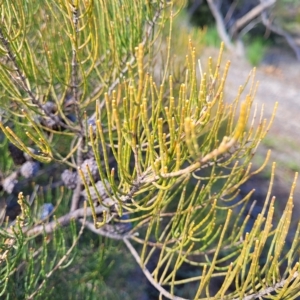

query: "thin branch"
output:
123 238 188 300
70 177 83 212
206 0 236 53
132 235 243 256
230 0 276 37
142 138 239 183
0 28 34 99
68 3 86 212
260 6 300 61
24 204 103 236
27 203 87 300
84 1 163 113
239 271 299 300
7 236 52 279
188 0 203 18
239 18 262 38
70 3 84 135
70 137 84 212
82 220 131 240
224 0 238 26
0 27 79 133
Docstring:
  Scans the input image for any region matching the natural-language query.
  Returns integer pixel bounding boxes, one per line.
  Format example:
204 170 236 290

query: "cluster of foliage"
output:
0 0 299 299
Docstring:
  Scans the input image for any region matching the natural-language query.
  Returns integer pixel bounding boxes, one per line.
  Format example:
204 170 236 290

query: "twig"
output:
239 18 262 38
70 175 83 212
237 271 299 300
82 220 131 240
69 3 86 212
132 234 243 257
84 1 163 113
70 137 84 212
123 238 188 300
260 6 300 61
188 0 203 18
142 140 238 183
70 3 84 135
224 0 238 26
7 238 52 278
24 204 103 236
230 0 276 37
27 202 87 299
206 0 236 53
0 28 79 133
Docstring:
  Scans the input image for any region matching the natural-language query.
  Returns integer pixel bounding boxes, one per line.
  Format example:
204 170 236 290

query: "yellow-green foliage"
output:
0 1 299 299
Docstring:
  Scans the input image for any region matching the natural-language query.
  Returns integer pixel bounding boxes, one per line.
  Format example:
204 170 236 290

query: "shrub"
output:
0 1 299 299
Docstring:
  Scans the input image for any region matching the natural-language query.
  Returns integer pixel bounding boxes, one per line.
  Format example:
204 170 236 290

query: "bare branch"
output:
27 203 87 299
84 1 163 112
68 3 86 212
24 204 102 236
224 0 239 26
206 0 236 53
70 3 84 135
82 220 131 240
188 0 203 17
70 137 84 212
260 6 300 61
230 0 276 36
0 27 80 134
238 270 299 300
123 238 188 300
